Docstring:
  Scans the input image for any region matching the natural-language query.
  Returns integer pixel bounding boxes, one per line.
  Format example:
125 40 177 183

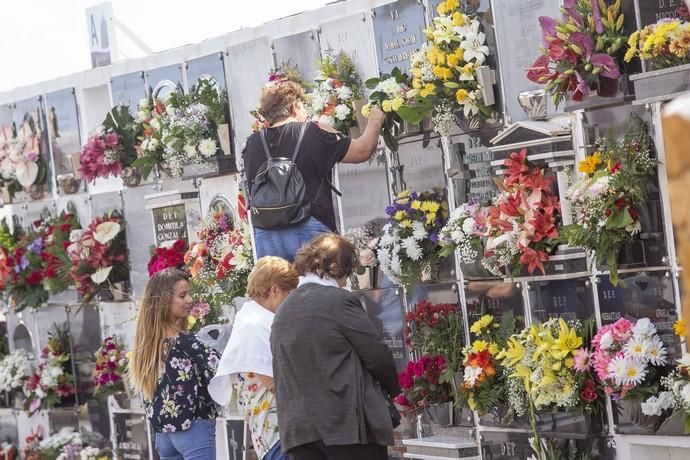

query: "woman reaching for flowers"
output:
129 268 220 459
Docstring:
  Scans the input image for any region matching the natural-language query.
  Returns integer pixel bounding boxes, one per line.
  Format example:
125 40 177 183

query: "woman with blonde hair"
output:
129 268 220 459
210 256 299 460
270 234 400 460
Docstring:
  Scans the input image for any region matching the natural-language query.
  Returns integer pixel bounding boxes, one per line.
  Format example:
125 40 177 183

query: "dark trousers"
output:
288 440 388 460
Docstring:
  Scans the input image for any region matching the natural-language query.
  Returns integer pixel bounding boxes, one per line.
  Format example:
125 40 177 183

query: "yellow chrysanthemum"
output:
411 200 422 210
489 343 499 355
470 314 494 334
472 340 489 353
394 210 406 221
577 152 602 175
425 201 440 214
445 0 459 12
412 78 423 89
401 219 412 229
412 67 423 78
674 319 687 337
426 47 446 66
436 1 447 15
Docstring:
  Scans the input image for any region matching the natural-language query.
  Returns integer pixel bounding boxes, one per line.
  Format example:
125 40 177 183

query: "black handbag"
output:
382 391 401 428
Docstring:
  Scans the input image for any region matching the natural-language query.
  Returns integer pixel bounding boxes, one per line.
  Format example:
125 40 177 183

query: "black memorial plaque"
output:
151 204 188 246
529 278 594 323
45 88 82 177
450 132 501 207
373 0 426 75
111 72 146 115
637 0 687 27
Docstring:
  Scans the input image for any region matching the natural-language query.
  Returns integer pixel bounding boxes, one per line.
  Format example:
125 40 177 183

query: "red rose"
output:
25 270 44 285
580 379 598 403
628 207 639 220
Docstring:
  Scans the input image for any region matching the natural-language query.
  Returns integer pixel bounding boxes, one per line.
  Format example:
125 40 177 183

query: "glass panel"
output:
225 418 247 460
113 412 150 459
13 97 53 196
146 64 184 99
448 130 501 208
465 280 525 335
273 31 321 84
337 160 390 232
121 186 156 299
110 72 146 114
597 271 681 359
45 88 82 178
67 304 102 403
358 288 408 371
396 139 445 193
186 53 227 91
528 278 594 323
372 0 426 75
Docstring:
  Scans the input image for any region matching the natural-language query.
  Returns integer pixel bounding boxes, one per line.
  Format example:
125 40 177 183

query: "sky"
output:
0 0 331 93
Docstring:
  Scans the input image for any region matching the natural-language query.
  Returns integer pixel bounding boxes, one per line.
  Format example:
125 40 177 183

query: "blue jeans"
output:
155 418 216 460
254 217 330 262
264 440 289 460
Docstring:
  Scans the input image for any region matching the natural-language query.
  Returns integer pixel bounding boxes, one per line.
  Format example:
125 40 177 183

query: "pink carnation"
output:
611 318 633 341
573 348 591 373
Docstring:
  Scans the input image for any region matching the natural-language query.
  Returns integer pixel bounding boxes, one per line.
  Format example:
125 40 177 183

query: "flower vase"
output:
217 123 232 156
424 401 453 426
57 175 81 195
25 184 44 200
597 76 620 98
120 167 142 187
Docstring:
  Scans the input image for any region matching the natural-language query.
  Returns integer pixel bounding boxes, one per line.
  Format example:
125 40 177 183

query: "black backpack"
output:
249 123 311 229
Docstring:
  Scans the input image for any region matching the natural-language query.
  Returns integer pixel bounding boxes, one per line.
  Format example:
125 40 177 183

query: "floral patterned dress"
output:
146 333 220 433
231 372 279 459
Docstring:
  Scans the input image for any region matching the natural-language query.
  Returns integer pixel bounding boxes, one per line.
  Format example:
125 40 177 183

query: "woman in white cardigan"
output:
209 257 298 460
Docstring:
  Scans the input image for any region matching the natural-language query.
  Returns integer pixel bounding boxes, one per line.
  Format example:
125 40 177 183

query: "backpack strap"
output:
258 122 308 161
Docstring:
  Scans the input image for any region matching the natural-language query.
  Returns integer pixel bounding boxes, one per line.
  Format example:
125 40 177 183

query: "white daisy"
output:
607 355 628 385
645 337 668 366
624 337 649 362
198 138 217 158
633 318 656 340
622 359 647 386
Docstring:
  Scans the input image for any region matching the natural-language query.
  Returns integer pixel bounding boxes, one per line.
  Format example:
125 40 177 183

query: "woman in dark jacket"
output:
270 233 401 460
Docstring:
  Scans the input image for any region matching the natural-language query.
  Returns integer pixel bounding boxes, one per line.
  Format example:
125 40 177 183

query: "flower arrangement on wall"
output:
5 220 50 311
23 427 111 460
93 336 128 398
344 218 386 274
133 79 227 179
461 313 518 416
407 0 494 136
625 18 690 70
377 189 449 291
0 349 33 395
439 202 482 263
147 239 187 277
67 210 129 300
23 324 76 415
310 52 362 132
394 355 452 415
561 115 656 285
481 150 561 277
79 105 141 183
527 0 626 106
41 209 81 295
0 119 48 200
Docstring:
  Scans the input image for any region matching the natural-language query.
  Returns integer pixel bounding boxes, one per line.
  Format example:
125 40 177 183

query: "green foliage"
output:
103 105 141 167
192 79 229 127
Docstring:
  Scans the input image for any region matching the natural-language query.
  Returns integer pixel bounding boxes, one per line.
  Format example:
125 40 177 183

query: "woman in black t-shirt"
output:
243 81 385 262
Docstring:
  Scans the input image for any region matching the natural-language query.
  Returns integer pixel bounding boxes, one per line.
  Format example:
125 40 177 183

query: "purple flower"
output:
385 206 395 216
570 32 594 58
430 232 439 244
591 0 604 34
590 53 621 79
15 255 30 273
27 238 43 254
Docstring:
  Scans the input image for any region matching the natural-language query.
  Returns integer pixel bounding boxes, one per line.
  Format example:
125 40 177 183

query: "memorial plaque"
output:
273 31 321 83
319 14 378 85
449 131 501 207
44 88 82 178
372 0 426 75
493 0 562 122
479 430 533 460
122 186 156 299
637 0 687 26
13 97 53 195
186 53 228 91
397 139 445 193
465 280 525 333
146 64 184 99
113 412 150 459
359 288 408 371
90 190 123 218
226 37 274 156
337 160 390 231
528 278 594 323
32 305 69 352
110 71 146 114
151 204 188 246
225 418 247 460
597 271 681 358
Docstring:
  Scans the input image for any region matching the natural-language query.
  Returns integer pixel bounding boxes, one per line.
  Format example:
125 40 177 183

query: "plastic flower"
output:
90 266 113 284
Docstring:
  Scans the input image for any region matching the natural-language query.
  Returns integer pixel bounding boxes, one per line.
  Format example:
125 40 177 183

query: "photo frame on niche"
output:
44 88 82 181
146 63 184 100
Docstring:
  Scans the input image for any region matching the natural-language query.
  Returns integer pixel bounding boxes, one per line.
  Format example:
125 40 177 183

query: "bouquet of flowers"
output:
0 349 33 394
439 202 482 262
147 239 187 277
184 205 254 329
405 301 464 394
344 218 386 273
561 115 656 285
527 0 626 106
310 52 362 132
5 221 49 311
93 336 128 398
251 63 310 132
407 0 494 135
625 18 690 70
377 189 449 291
461 313 518 415
362 68 421 151
24 427 110 460
645 352 690 430
591 317 671 402
79 105 141 183
394 355 452 415
41 208 81 295
499 318 601 417
67 210 129 300
0 122 48 197
23 324 76 415
481 150 561 277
